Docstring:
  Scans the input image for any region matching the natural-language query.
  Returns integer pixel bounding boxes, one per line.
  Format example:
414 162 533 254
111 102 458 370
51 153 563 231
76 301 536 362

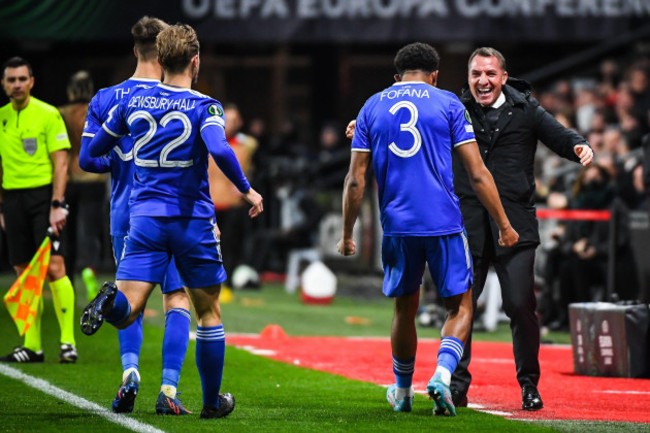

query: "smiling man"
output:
449 47 594 411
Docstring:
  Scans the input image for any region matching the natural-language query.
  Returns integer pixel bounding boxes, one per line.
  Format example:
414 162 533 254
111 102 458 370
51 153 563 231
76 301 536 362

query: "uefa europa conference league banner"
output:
2 0 650 42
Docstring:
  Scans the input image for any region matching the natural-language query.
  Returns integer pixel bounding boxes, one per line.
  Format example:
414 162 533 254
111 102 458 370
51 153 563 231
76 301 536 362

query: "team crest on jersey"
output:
208 104 223 117
464 110 472 124
22 138 37 155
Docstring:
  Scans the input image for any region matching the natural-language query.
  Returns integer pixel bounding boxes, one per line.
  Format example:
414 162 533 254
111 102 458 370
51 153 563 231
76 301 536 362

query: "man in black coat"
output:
450 47 594 411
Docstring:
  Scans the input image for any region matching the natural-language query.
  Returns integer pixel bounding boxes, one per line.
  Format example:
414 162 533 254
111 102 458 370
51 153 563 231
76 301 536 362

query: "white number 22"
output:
128 110 194 168
388 101 421 158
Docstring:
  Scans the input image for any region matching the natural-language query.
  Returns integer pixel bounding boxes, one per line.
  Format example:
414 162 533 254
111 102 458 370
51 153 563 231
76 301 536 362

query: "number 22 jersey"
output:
102 83 230 219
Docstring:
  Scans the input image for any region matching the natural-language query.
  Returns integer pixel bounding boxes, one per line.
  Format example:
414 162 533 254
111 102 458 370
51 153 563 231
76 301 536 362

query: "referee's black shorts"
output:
3 184 65 266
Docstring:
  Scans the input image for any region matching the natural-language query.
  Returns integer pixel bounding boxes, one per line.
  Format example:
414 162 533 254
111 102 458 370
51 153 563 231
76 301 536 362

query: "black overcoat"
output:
452 78 589 257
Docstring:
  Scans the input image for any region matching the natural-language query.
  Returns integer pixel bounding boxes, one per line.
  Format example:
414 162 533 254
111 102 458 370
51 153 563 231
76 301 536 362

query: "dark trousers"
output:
215 205 250 285
451 246 540 394
65 181 109 274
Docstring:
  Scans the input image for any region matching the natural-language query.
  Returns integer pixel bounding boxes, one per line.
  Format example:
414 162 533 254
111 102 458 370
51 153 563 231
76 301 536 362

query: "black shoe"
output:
522 385 543 411
0 347 44 363
59 343 78 363
451 389 468 407
200 393 235 419
80 281 117 335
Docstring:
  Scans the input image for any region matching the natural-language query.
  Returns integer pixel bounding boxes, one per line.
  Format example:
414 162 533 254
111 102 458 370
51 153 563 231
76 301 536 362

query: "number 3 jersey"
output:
102 83 237 219
351 81 475 236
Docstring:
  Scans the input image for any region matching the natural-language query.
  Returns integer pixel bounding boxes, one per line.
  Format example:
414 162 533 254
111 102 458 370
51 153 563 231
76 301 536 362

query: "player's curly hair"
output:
131 16 168 61
394 42 440 76
156 24 200 75
468 47 507 71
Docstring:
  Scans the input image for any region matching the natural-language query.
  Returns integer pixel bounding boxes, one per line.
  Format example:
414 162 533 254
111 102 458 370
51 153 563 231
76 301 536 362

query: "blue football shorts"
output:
116 216 226 289
381 231 473 298
112 234 185 294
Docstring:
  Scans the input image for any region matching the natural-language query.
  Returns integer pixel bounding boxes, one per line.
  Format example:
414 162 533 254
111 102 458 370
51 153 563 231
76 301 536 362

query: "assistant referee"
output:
0 57 77 364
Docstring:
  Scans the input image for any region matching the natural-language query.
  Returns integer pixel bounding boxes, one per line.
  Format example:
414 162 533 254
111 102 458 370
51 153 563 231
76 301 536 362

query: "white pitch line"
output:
0 364 166 433
601 390 650 395
482 410 514 416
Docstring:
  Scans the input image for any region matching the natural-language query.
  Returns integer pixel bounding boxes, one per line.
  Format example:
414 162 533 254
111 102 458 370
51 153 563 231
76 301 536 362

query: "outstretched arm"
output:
534 104 594 166
456 141 519 248
338 151 370 256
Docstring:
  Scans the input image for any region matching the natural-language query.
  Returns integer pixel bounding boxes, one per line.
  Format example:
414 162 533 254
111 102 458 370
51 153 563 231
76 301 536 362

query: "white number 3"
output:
389 101 421 158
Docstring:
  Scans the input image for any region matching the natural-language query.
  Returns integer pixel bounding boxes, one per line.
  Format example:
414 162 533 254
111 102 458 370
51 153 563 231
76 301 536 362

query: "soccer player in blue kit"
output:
80 23 263 419
79 17 194 415
339 42 518 416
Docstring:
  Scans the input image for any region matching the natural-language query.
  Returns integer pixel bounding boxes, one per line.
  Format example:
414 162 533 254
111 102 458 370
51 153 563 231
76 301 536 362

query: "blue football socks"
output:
436 336 464 384
161 308 191 390
196 324 226 408
118 312 143 372
392 356 415 389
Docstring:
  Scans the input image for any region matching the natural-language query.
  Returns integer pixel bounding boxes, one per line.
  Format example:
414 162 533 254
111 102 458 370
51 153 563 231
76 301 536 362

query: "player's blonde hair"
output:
156 24 200 75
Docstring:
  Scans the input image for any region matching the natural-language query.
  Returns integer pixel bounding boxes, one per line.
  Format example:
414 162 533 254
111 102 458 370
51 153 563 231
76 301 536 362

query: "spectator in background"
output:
615 84 644 148
0 56 77 363
247 168 323 276
644 133 650 212
554 164 639 325
628 66 650 135
310 121 349 190
208 103 258 287
58 70 109 279
574 88 597 135
597 59 621 107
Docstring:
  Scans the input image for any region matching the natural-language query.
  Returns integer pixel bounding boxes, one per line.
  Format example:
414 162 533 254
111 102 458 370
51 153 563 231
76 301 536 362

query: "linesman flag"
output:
3 236 51 336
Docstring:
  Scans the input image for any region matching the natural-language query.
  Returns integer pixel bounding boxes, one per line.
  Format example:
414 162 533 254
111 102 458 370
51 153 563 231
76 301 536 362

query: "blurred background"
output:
2 0 650 336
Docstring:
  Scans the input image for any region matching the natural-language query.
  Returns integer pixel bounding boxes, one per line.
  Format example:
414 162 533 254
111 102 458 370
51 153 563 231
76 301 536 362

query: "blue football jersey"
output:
352 81 475 236
82 77 160 236
103 83 227 219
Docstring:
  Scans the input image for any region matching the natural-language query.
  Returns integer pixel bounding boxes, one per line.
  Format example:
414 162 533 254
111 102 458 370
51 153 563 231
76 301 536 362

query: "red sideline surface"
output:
228 334 650 423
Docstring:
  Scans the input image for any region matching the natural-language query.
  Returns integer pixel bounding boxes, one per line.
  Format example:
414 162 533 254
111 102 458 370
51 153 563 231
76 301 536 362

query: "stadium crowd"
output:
531 56 650 330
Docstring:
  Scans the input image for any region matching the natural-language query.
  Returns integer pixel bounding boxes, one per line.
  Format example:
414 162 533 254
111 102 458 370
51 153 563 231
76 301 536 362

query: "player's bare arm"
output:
338 151 370 256
455 141 518 248
243 187 263 218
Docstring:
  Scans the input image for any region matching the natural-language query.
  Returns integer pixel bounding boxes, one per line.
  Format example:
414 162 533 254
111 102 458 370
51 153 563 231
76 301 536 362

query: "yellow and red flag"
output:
3 236 51 336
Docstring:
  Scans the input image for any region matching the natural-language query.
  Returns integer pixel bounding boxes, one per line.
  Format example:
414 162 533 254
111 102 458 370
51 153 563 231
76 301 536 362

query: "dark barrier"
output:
569 302 650 378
